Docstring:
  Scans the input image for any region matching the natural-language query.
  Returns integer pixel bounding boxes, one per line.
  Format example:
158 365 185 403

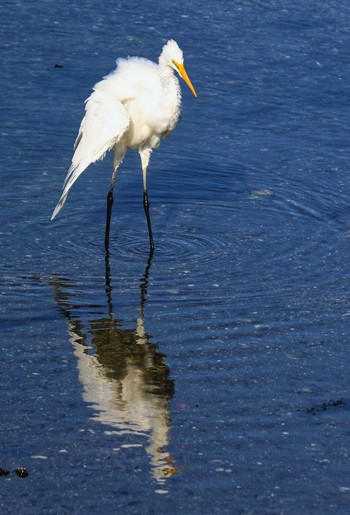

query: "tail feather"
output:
50 76 131 221
51 192 68 220
51 153 93 219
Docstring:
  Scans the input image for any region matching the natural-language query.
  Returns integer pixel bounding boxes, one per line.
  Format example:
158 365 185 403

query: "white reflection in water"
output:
51 253 176 484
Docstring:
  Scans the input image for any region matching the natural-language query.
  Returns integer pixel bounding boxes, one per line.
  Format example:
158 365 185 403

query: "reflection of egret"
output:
51 253 177 484
51 39 197 251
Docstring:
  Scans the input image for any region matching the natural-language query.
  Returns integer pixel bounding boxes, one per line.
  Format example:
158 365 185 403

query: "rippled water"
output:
2 0 350 513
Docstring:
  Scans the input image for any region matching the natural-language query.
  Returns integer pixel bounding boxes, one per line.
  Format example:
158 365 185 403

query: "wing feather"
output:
51 86 130 220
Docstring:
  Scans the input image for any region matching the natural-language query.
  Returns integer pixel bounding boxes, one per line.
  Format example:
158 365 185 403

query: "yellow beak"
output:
174 61 197 97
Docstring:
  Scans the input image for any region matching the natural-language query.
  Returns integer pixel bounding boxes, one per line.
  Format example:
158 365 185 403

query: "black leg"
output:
143 190 155 252
105 189 114 250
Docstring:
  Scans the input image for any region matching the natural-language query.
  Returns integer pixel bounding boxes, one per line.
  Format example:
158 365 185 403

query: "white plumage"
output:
51 39 197 251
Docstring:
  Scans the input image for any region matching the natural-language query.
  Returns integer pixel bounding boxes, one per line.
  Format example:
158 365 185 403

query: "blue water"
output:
2 0 350 512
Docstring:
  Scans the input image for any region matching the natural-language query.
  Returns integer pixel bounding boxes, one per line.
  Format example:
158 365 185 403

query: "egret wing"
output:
51 89 130 220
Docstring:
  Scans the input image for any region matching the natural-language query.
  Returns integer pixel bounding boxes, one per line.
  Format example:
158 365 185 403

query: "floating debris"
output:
15 467 29 478
0 466 29 478
305 399 345 416
250 189 273 199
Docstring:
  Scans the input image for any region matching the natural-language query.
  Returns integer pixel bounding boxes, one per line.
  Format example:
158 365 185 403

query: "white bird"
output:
51 39 197 252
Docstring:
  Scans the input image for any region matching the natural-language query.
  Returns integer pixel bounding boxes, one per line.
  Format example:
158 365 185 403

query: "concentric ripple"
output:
109 227 231 264
12 179 350 306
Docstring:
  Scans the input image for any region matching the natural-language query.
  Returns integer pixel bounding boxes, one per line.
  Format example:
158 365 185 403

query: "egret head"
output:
159 39 197 97
160 39 184 68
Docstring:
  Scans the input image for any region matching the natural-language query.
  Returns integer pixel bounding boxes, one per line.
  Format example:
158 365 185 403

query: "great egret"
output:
51 39 197 251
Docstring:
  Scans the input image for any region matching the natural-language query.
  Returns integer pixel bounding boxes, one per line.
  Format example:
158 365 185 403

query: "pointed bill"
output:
174 61 197 97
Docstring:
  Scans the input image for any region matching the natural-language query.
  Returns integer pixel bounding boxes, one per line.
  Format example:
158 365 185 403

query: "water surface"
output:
1 0 350 513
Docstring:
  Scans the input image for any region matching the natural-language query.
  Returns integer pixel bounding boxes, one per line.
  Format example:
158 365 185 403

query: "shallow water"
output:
2 0 350 513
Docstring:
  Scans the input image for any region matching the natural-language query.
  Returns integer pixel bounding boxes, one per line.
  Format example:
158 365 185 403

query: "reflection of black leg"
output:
143 190 155 252
104 245 113 316
105 189 114 250
139 248 154 320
